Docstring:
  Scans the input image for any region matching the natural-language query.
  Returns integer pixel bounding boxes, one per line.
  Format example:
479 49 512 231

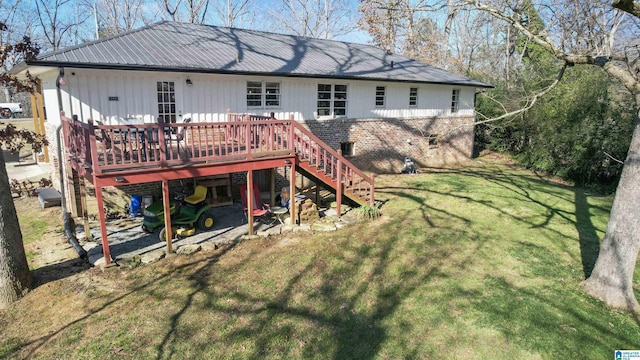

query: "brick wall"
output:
301 115 475 173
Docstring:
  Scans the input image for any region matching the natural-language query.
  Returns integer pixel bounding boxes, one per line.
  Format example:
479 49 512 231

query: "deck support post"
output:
269 168 275 207
162 180 173 253
247 171 254 235
289 162 296 225
95 186 112 265
79 177 92 240
370 173 375 205
336 150 342 217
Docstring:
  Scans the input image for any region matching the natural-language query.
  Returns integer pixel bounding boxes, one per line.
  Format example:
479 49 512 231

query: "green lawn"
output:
1 155 638 359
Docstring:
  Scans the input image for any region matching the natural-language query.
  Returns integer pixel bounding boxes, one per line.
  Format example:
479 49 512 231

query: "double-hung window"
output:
247 81 281 108
375 86 386 108
451 89 460 113
317 84 348 117
409 87 418 107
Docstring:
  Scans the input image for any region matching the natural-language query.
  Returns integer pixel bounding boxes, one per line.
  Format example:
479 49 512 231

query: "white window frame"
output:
247 81 281 109
317 83 348 118
157 81 177 124
409 87 418 107
451 89 460 113
375 86 386 108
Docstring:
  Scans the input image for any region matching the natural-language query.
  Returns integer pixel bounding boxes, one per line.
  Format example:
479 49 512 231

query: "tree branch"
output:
474 63 568 126
613 0 640 18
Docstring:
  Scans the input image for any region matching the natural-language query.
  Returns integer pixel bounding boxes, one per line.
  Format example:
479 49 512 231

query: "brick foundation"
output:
301 116 475 173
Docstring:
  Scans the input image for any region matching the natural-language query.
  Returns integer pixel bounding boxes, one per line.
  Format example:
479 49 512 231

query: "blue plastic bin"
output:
130 194 142 217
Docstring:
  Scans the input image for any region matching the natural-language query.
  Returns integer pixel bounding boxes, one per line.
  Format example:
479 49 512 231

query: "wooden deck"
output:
63 112 375 266
62 112 374 205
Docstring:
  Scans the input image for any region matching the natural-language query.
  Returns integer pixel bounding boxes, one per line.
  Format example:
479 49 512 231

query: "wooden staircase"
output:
291 122 374 207
228 113 375 207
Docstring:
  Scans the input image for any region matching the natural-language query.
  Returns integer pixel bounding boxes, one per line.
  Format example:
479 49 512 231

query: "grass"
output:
1 154 639 359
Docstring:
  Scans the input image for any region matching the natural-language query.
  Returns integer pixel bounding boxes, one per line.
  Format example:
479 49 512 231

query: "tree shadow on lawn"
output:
573 188 600 279
416 165 608 277
14 242 239 359
460 275 640 355
153 226 453 358
30 258 92 287
390 165 640 326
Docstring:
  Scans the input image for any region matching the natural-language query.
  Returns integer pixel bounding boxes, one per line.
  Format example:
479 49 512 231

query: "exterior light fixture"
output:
186 78 193 86
284 159 291 165
115 176 126 183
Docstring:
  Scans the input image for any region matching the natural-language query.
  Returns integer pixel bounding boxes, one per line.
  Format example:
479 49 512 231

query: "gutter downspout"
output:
56 67 87 259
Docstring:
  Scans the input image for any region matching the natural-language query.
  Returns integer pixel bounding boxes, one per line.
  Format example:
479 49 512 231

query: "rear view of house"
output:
13 21 491 265
15 21 490 171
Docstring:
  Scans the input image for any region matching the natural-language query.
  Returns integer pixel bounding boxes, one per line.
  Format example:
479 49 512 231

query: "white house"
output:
15 21 491 173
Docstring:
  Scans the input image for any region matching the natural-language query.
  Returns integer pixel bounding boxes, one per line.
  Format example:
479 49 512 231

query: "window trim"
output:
157 80 177 124
375 86 386 108
451 89 460 113
317 83 348 118
247 81 281 109
409 87 418 107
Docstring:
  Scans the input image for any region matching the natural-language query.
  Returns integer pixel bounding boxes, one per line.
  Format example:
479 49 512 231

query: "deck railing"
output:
61 113 294 175
62 111 373 204
226 112 375 205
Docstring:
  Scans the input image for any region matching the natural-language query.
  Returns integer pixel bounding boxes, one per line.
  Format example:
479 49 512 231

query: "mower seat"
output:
185 185 207 205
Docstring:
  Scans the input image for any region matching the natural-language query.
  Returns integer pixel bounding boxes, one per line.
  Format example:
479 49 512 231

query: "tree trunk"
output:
582 108 640 311
0 150 32 309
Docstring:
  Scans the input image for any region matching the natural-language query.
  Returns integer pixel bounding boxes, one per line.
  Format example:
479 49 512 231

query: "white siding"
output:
48 68 477 124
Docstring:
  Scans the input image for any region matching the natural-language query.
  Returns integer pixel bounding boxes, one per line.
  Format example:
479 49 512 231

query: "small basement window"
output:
340 141 354 156
428 134 439 147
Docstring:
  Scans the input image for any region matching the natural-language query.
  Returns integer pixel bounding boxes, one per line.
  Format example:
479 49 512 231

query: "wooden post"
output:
36 82 49 162
289 114 295 153
79 176 92 241
370 173 375 205
269 168 276 207
30 93 39 136
158 117 167 162
245 119 252 159
162 180 173 253
87 119 101 175
336 150 342 217
289 162 296 225
247 171 254 235
95 186 112 265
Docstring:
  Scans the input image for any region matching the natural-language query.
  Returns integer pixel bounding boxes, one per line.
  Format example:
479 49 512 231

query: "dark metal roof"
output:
27 21 492 88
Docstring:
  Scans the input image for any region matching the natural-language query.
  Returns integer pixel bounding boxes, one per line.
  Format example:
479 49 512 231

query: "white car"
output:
0 102 23 119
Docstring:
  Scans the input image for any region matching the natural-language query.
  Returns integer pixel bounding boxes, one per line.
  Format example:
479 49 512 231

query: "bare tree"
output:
33 0 92 50
460 0 640 310
358 0 455 64
358 0 403 52
266 0 355 39
96 0 156 37
161 0 210 23
211 0 254 27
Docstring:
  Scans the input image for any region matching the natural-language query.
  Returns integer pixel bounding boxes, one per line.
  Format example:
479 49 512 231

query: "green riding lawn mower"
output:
141 185 215 241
